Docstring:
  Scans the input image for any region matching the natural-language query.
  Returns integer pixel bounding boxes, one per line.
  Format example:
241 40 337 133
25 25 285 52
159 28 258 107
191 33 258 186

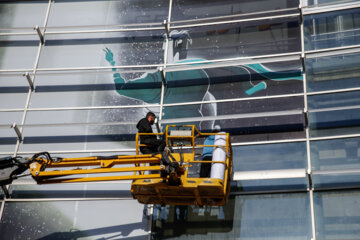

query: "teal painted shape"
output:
245 81 267 96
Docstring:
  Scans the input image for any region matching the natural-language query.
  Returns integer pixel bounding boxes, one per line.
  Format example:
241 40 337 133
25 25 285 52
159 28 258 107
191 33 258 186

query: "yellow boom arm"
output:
1 125 232 206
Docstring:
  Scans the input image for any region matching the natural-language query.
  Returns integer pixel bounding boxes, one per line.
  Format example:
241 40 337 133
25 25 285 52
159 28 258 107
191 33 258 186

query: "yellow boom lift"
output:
0 125 232 206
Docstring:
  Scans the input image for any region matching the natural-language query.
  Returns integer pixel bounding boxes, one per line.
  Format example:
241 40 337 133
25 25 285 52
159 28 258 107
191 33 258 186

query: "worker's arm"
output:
103 48 161 103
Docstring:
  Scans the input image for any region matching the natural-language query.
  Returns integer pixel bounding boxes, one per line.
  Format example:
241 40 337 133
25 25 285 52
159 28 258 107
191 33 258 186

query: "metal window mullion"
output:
302 1 360 15
4 197 133 202
0 32 37 37
0 198 6 222
310 132 360 141
12 0 52 158
158 39 168 124
149 1 173 239
27 104 160 112
309 104 360 113
307 86 360 96
301 4 317 239
45 26 164 35
15 148 137 155
232 138 307 146
305 43 360 57
158 0 172 126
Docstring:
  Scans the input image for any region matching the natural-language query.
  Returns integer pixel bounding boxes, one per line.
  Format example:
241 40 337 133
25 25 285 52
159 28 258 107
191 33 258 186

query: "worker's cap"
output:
213 125 221 132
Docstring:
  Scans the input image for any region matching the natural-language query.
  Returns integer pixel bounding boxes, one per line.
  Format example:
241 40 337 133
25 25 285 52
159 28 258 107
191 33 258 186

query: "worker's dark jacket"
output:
136 118 162 154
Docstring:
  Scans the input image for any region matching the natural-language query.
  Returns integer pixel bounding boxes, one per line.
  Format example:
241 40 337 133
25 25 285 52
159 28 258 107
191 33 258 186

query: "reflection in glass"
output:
233 142 307 171
311 137 360 171
9 182 132 199
234 178 308 192
39 30 164 68
164 60 303 103
19 106 159 152
314 190 360 240
167 17 300 60
308 91 360 137
0 36 39 69
0 93 27 109
0 73 31 88
312 172 360 189
30 72 161 108
308 91 360 110
0 200 148 239
163 96 304 133
152 193 311 239
304 8 360 50
47 0 168 27
306 52 360 92
0 1 48 29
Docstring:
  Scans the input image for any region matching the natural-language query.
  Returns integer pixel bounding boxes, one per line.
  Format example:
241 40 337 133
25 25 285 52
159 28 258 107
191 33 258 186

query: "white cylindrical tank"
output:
210 132 227 181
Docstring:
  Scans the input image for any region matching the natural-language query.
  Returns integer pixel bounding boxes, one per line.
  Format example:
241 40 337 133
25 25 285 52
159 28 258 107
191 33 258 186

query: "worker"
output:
136 112 164 154
200 125 221 178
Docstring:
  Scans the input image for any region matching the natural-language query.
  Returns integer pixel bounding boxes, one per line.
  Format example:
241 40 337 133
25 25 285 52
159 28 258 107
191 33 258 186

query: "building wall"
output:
0 0 360 239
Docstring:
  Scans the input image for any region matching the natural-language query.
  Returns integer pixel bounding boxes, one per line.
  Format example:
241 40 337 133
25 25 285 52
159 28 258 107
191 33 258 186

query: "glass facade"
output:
1 0 360 239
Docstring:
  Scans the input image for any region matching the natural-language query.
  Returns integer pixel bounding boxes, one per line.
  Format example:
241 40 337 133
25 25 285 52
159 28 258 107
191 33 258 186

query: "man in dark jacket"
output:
136 112 164 154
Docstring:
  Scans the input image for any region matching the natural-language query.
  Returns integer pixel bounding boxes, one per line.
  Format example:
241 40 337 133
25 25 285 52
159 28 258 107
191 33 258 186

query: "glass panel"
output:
164 96 304 118
0 200 149 239
0 112 23 125
233 143 308 192
0 112 23 152
163 95 304 135
39 30 165 68
0 92 27 109
314 190 360 240
19 107 159 152
0 35 40 70
304 8 360 50
308 91 360 110
152 193 311 240
306 52 360 92
234 178 308 192
234 142 307 171
47 0 168 27
11 183 133 198
30 71 161 108
0 128 12 153
0 1 48 30
311 137 360 171
0 73 29 87
25 107 160 125
312 172 360 189
171 0 299 22
308 91 360 137
162 114 305 142
10 181 133 198
164 60 303 103
166 17 301 61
